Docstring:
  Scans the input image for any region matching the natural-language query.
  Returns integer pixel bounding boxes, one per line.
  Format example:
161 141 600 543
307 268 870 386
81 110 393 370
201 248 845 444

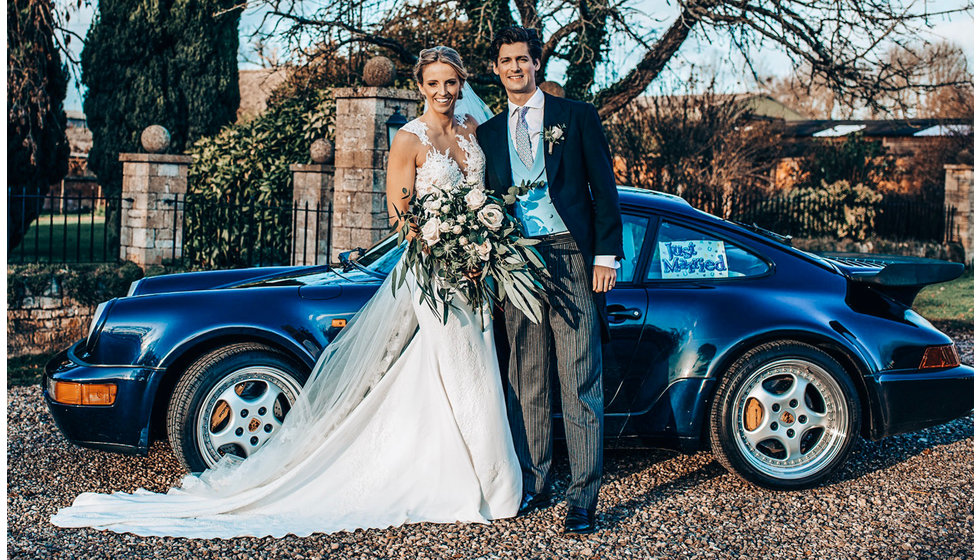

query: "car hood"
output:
131 265 382 297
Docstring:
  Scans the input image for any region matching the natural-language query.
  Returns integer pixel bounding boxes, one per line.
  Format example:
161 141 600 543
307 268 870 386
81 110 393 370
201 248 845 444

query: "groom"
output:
476 27 623 534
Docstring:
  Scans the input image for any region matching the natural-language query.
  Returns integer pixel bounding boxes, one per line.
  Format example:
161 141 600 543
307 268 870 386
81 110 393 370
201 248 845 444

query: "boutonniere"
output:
543 124 567 155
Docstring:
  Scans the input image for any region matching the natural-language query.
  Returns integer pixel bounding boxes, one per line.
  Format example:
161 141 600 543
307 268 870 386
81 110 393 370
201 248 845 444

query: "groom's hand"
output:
593 266 616 293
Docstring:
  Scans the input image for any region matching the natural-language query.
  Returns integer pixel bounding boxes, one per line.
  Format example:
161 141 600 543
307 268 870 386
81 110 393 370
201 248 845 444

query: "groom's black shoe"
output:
563 507 596 535
516 491 551 516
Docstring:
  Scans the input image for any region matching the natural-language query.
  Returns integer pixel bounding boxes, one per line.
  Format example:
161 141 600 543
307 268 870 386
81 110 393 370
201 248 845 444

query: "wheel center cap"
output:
780 411 795 424
248 418 261 432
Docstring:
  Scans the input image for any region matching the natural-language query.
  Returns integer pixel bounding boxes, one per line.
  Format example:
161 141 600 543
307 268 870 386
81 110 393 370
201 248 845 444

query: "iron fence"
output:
166 194 332 268
7 188 123 264
682 189 954 242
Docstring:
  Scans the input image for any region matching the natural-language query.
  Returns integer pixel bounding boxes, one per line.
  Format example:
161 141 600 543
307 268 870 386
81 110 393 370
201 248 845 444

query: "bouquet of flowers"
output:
393 177 548 326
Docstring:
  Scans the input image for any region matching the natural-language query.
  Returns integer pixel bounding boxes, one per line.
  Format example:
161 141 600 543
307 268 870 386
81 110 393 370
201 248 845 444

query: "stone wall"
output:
8 283 95 358
330 87 421 259
119 153 191 267
944 164 974 265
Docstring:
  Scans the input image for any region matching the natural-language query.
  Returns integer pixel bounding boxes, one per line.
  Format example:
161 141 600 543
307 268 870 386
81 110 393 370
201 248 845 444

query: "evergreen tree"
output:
81 0 240 205
7 0 70 250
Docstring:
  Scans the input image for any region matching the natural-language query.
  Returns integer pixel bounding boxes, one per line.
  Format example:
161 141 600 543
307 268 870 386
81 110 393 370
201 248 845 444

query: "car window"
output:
618 214 649 283
647 221 769 281
353 234 404 275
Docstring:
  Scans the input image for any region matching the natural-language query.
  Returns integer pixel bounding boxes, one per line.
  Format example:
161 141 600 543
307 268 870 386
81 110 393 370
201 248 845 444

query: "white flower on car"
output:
464 189 487 211
476 239 492 261
451 224 463 234
439 221 451 233
477 204 505 231
421 218 441 246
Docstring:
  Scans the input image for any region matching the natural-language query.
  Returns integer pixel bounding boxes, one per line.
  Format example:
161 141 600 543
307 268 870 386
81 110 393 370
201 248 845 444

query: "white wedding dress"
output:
51 115 522 538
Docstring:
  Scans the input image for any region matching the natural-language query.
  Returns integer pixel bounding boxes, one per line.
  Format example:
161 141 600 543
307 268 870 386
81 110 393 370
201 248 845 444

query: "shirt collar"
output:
508 87 546 116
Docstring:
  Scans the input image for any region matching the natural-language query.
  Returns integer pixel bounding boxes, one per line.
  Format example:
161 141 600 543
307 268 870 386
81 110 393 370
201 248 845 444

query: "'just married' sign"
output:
658 240 729 279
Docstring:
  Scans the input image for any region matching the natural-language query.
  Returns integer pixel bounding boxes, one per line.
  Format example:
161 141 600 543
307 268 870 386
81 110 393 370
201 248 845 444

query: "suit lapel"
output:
542 92 569 188
487 112 512 194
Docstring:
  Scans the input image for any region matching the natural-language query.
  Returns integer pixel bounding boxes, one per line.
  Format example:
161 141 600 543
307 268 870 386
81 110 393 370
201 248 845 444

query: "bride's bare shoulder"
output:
390 127 424 155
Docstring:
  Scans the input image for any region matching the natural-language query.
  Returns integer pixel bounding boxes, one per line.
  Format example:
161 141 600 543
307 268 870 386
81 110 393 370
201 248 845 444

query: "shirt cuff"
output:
593 255 620 269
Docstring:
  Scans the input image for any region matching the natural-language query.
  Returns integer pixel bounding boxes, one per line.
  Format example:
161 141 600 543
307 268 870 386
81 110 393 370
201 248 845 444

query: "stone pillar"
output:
119 153 192 267
944 164 974 265
331 87 421 260
290 164 335 265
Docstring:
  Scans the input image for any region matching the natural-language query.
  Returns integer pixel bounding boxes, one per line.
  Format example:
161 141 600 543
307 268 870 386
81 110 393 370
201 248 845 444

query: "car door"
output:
626 217 773 436
601 212 653 416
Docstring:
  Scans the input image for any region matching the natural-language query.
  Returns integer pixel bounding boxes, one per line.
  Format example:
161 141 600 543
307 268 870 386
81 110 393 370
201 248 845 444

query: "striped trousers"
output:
503 233 603 511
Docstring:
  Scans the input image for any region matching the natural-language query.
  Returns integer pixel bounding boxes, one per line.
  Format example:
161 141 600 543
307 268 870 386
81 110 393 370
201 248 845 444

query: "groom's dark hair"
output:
490 27 543 63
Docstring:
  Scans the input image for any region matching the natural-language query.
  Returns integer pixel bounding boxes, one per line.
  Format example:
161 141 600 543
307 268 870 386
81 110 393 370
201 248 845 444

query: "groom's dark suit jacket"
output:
476 92 624 339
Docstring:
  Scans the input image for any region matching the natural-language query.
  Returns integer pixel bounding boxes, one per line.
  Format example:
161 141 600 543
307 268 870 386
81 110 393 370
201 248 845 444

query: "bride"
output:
50 46 523 538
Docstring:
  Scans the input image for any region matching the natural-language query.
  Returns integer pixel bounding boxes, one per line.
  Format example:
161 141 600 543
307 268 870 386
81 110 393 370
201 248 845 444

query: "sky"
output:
59 0 974 113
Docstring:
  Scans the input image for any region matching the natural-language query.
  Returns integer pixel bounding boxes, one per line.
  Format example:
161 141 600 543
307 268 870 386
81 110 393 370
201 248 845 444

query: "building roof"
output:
783 119 973 138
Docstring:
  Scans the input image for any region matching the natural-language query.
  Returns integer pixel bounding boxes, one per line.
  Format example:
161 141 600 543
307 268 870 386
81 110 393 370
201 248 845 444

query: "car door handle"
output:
607 306 642 321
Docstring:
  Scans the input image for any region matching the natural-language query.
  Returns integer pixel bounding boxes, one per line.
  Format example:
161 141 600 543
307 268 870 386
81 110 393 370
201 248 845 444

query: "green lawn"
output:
9 214 113 263
913 269 974 330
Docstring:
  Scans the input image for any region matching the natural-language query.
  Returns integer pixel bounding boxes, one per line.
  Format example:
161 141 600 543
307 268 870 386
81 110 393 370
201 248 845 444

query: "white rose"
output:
440 204 451 213
476 239 492 261
421 218 441 246
451 225 463 234
439 221 451 233
423 199 440 212
457 214 467 223
464 188 487 210
476 204 505 231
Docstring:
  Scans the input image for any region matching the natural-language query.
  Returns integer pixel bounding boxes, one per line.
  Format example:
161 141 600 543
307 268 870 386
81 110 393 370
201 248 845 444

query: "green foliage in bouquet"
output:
184 89 335 268
392 179 548 327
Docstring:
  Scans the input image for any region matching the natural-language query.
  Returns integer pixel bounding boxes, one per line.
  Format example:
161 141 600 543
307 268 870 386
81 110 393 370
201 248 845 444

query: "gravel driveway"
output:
8 332 973 560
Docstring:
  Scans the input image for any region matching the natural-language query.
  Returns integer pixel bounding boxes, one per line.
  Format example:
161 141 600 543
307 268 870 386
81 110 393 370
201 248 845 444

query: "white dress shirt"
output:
506 87 619 270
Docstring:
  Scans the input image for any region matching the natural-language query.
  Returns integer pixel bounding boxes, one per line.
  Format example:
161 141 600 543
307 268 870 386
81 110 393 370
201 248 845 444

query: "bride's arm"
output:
386 130 419 237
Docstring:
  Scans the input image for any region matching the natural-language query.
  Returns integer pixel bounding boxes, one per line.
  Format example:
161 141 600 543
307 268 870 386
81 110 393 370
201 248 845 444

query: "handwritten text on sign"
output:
659 240 729 279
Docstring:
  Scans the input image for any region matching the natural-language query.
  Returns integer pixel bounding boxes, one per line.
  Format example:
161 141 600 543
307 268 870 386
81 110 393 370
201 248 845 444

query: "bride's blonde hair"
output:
414 46 467 98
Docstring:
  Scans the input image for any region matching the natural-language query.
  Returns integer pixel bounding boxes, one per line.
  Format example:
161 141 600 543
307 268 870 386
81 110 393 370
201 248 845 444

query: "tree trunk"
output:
594 8 699 117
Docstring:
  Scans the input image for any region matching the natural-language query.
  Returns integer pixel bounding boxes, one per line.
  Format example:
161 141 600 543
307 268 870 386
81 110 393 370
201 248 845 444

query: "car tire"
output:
167 343 308 473
709 340 861 490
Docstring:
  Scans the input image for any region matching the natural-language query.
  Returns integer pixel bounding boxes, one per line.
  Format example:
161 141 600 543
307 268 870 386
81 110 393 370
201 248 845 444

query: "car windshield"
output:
350 233 404 276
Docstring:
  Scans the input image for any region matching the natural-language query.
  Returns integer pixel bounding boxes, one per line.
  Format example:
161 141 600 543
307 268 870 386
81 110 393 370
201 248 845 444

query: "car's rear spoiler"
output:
817 252 965 306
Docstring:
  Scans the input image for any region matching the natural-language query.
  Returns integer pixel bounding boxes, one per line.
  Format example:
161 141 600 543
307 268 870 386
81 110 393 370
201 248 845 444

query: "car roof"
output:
617 186 703 218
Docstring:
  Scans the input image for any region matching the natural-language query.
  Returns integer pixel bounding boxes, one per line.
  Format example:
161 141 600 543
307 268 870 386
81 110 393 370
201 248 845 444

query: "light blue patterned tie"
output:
515 106 534 168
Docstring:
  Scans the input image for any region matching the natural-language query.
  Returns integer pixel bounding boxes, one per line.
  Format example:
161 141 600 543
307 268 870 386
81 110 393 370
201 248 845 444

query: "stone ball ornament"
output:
539 81 565 98
363 56 396 87
141 125 171 153
310 138 335 164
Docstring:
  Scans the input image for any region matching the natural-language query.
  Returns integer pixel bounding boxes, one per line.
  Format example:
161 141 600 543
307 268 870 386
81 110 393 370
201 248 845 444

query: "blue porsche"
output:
43 187 973 490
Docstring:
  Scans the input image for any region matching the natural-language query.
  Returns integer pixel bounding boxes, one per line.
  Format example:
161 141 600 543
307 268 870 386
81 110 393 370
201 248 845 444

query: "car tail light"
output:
50 381 117 406
919 344 960 369
332 319 347 328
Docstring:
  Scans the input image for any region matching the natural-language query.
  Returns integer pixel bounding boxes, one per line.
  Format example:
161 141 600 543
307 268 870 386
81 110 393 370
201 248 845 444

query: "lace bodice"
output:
402 116 485 198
